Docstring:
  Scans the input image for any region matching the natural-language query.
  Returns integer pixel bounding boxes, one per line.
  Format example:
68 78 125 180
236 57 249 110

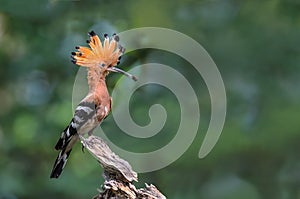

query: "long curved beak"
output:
107 67 138 81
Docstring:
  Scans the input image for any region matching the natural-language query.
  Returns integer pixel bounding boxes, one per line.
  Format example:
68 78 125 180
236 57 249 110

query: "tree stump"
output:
80 135 166 199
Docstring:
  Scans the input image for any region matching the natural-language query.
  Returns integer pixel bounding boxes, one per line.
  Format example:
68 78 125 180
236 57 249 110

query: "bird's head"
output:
71 31 137 81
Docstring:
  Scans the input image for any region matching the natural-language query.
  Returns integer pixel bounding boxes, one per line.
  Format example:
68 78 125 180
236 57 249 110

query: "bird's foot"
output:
81 144 85 153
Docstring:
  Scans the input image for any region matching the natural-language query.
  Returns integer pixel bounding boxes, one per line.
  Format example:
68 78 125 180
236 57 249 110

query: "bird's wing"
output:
54 101 97 150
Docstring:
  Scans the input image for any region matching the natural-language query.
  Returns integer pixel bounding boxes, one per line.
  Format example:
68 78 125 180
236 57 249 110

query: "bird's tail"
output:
50 149 72 178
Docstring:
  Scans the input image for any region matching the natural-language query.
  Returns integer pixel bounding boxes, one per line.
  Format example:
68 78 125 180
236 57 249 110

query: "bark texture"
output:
80 135 166 199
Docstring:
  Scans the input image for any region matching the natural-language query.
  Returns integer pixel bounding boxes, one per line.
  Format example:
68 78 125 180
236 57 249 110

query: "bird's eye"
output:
100 63 105 67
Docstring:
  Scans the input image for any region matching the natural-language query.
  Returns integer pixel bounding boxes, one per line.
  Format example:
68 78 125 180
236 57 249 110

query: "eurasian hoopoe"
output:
50 31 137 179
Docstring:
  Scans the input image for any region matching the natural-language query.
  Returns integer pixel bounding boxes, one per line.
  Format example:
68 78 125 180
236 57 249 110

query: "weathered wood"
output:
80 135 166 199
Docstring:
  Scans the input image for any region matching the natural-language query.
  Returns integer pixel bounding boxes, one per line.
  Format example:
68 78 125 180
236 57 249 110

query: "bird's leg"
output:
81 144 85 153
80 136 86 153
81 130 94 153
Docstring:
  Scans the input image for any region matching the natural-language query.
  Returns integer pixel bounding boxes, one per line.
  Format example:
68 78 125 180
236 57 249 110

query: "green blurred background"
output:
0 0 300 198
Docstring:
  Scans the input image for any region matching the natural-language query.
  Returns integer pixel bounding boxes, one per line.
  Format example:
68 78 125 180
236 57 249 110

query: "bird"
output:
50 30 137 178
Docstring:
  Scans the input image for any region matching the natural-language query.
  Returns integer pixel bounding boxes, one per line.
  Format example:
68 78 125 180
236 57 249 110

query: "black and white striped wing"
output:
50 101 97 178
54 101 97 150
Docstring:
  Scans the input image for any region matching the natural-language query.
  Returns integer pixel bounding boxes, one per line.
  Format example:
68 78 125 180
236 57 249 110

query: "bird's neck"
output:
87 68 107 93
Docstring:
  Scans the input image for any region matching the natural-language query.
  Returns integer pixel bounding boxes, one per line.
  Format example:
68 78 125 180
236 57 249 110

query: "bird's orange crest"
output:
71 31 137 81
71 31 124 68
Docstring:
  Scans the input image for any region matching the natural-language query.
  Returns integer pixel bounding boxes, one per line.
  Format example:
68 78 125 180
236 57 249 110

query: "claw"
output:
80 139 85 153
81 144 85 153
